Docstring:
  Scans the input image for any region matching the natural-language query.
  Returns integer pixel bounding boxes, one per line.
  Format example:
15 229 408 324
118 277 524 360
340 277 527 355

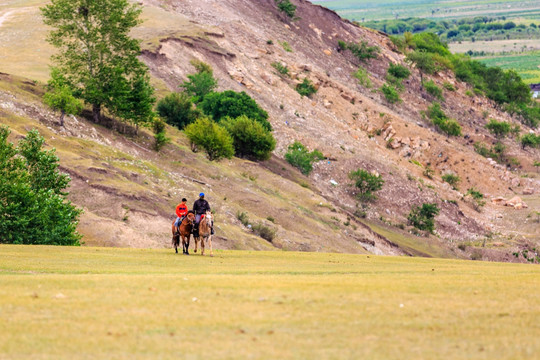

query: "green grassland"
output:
1 245 540 359
476 50 540 84
312 0 540 21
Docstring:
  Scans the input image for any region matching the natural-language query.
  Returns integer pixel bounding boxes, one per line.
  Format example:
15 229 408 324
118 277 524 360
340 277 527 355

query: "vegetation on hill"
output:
0 127 81 245
41 0 156 126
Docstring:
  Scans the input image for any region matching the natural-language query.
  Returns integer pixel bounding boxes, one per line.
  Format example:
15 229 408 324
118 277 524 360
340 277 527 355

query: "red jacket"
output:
176 203 188 218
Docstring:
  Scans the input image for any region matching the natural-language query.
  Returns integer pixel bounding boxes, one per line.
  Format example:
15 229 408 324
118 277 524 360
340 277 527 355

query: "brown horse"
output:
172 212 195 254
194 211 213 256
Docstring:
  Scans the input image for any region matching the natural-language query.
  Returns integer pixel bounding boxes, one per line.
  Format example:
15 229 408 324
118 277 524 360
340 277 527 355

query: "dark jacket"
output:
193 199 211 215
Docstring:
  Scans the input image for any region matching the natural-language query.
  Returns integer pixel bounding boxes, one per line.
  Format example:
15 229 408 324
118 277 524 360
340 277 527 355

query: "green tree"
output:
348 169 384 202
0 126 81 245
221 116 276 161
41 0 152 124
408 203 439 233
406 50 437 80
153 118 170 152
296 78 318 97
521 133 540 149
285 141 325 175
485 119 512 139
387 64 411 80
381 84 400 104
275 0 296 18
184 117 234 161
157 92 201 130
180 70 217 103
200 90 272 131
43 69 83 127
111 74 156 133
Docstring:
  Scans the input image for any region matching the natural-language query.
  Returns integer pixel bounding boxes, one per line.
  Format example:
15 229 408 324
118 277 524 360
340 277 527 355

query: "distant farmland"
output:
311 0 540 21
476 51 540 84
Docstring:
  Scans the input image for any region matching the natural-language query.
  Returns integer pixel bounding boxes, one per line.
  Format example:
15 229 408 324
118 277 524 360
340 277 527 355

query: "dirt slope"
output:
0 0 539 260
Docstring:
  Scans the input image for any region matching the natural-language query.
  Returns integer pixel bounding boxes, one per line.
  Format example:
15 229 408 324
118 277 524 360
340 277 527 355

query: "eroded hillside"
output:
0 0 539 260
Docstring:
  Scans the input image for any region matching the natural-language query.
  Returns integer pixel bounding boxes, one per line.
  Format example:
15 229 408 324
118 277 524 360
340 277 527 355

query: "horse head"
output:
186 212 195 224
205 211 213 227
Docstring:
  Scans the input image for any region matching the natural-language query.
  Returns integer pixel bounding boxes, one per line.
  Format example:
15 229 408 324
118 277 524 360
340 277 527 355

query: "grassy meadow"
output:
1 245 540 359
476 50 540 84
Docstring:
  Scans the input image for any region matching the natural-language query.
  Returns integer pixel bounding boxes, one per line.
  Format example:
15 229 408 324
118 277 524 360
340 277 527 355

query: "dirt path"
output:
0 10 15 27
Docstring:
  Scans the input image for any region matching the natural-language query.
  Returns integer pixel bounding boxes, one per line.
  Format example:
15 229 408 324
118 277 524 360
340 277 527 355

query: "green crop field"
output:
476 50 540 83
311 0 540 21
1 245 540 359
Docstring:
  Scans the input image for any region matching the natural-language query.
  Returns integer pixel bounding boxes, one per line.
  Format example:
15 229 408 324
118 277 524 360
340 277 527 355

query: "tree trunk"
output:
60 110 65 127
92 103 101 123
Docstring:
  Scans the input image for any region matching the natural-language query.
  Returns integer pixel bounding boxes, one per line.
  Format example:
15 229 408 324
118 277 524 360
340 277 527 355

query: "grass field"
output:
474 50 540 84
312 0 540 21
1 245 540 359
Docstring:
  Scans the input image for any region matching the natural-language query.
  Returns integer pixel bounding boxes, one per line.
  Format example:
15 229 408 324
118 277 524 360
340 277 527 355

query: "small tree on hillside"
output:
285 141 325 175
349 169 384 202
157 92 201 130
41 0 153 124
406 50 437 81
485 119 512 139
184 117 234 161
408 203 439 234
221 115 276 161
43 84 83 127
275 0 296 18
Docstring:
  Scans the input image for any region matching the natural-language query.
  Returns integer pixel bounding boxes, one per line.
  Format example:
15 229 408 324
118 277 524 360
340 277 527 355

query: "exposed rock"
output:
491 197 506 205
505 196 528 209
523 187 535 195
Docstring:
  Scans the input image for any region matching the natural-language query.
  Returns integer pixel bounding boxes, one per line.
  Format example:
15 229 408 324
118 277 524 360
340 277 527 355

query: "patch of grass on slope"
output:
1 245 540 359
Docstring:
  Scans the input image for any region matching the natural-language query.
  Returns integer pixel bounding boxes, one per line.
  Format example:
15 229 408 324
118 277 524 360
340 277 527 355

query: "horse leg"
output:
194 236 198 253
208 235 213 257
184 235 189 255
201 237 205 256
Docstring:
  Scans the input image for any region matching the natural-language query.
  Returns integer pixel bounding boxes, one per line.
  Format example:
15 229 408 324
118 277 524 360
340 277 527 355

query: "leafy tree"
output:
296 78 318 97
0 126 81 245
349 169 384 202
153 118 170 152
111 74 156 133
180 69 217 103
275 0 296 18
343 41 379 62
221 116 276 161
485 119 512 139
285 141 324 175
442 173 460 190
422 80 444 101
41 0 152 124
43 68 83 127
521 133 540 149
381 84 400 104
388 64 411 80
406 50 437 79
157 92 200 130
200 90 272 131
184 117 234 161
408 203 439 233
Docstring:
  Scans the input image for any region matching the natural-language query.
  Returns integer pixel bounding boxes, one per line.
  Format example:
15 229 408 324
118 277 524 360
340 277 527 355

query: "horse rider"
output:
193 192 214 235
173 198 189 233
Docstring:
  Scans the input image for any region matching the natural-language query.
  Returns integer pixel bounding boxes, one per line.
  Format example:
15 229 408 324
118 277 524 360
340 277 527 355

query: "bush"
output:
285 141 325 175
252 222 277 242
271 61 289 76
349 169 384 202
387 64 411 80
0 127 82 245
156 92 200 130
180 70 217 103
406 50 437 75
427 102 461 136
521 133 540 149
381 84 400 104
296 78 318 97
236 211 250 227
467 188 486 211
153 118 170 151
341 41 379 62
275 0 296 18
443 82 456 91
442 173 460 190
184 117 234 161
408 203 439 233
353 66 372 88
200 90 272 131
221 115 276 161
423 80 444 101
485 119 512 138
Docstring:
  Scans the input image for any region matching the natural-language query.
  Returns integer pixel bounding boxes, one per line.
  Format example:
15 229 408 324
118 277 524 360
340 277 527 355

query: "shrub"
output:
427 102 461 136
342 41 379 62
252 222 277 242
271 61 289 76
353 66 372 88
406 50 437 76
387 64 411 80
275 0 296 18
279 41 293 52
349 169 384 202
156 92 200 130
153 118 170 151
43 84 83 127
0 127 82 245
467 187 486 211
423 80 444 101
408 203 439 233
180 69 217 103
296 78 318 97
381 84 400 104
221 115 276 161
423 165 435 179
184 117 234 161
485 119 512 138
200 90 271 131
285 141 325 175
236 211 250 227
442 173 460 189
443 82 456 91
521 133 540 149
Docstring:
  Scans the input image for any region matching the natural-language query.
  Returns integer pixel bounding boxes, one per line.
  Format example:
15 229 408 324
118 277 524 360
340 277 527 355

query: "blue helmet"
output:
199 192 205 197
